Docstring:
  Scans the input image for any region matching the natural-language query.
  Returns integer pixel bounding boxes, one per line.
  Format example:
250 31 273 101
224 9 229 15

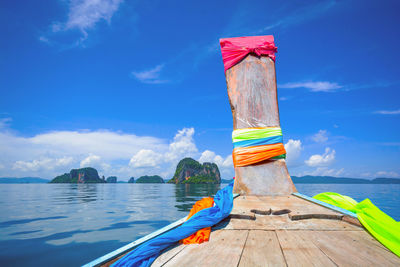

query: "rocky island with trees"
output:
50 167 106 183
167 158 221 184
49 157 221 184
135 175 165 183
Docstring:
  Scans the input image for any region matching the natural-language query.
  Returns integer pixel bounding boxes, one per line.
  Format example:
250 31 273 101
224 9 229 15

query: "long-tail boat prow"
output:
224 35 296 196
84 35 400 267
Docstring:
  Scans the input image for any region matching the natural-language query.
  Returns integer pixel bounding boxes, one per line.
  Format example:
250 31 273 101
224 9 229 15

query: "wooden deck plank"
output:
218 196 362 231
349 229 391 251
304 230 400 266
238 230 286 267
151 243 187 267
108 196 399 267
233 195 346 217
162 230 248 267
222 214 359 231
257 195 345 216
276 230 337 267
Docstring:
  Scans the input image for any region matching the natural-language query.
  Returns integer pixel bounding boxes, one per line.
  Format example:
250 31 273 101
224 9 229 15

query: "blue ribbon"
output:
112 182 234 267
233 135 283 148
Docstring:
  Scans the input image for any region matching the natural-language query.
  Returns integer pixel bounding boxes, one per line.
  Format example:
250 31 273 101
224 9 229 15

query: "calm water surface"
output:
0 183 399 266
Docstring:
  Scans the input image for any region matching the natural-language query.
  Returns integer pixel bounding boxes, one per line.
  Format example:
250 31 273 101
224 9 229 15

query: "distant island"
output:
135 175 164 183
48 168 166 184
106 176 117 183
0 177 50 183
167 158 221 184
221 176 400 184
50 167 106 183
3 165 400 185
292 175 400 184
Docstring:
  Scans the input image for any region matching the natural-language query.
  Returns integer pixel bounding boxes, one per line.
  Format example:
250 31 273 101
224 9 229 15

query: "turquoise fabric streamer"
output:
112 182 234 267
233 135 283 148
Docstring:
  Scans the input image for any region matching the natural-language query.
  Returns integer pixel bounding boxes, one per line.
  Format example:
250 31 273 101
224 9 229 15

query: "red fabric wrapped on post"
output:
219 35 277 72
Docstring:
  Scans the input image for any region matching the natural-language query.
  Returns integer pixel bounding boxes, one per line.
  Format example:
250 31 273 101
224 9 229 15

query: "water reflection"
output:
174 184 221 211
52 184 98 204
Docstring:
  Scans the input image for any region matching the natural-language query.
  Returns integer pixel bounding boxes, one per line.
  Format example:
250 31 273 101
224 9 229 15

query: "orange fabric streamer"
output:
180 197 214 244
232 143 286 167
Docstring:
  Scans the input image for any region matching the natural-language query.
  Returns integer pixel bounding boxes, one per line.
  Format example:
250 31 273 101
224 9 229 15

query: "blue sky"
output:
0 0 399 180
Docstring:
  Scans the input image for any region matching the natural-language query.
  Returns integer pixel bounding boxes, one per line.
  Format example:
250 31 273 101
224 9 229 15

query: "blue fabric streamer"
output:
233 135 283 148
112 182 234 267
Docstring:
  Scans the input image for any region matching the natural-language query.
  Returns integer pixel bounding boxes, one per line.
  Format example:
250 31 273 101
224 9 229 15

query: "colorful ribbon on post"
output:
232 127 286 167
219 35 277 72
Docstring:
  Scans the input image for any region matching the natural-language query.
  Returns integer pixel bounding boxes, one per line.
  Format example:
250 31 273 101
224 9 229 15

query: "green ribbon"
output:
314 192 400 257
232 127 282 143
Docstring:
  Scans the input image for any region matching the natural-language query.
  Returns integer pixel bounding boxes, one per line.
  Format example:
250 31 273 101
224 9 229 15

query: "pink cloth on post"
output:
219 35 277 72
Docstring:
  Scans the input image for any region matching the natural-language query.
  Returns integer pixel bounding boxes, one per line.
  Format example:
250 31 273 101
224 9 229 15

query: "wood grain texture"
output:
225 55 296 195
226 56 280 128
276 230 337 267
149 196 400 267
304 230 400 266
288 213 343 221
151 243 187 267
162 230 248 267
215 195 361 231
238 230 286 267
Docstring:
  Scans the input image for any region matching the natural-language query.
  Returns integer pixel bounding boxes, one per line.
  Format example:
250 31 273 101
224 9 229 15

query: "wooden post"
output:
225 54 296 196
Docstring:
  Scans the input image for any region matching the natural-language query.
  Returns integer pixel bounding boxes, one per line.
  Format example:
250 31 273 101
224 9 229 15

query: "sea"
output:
0 183 399 266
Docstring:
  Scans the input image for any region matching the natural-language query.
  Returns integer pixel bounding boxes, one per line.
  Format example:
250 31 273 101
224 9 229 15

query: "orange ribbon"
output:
180 197 214 244
232 143 286 167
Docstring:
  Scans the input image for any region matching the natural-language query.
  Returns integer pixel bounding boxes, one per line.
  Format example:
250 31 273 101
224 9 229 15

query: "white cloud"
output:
129 149 163 168
0 128 166 178
41 0 123 46
222 155 233 168
165 128 198 161
0 117 12 129
80 154 101 167
373 109 400 115
279 81 342 92
38 36 51 45
199 150 232 167
374 171 400 178
65 0 122 31
0 124 235 180
13 157 74 172
126 128 233 178
29 130 166 160
198 150 233 177
256 0 336 33
284 139 303 167
131 64 168 84
305 147 335 167
312 130 328 143
199 150 217 163
305 167 345 177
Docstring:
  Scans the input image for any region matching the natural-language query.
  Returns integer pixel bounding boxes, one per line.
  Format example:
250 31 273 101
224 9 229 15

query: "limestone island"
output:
135 175 165 183
167 158 221 184
50 167 106 183
106 176 117 183
49 158 221 184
